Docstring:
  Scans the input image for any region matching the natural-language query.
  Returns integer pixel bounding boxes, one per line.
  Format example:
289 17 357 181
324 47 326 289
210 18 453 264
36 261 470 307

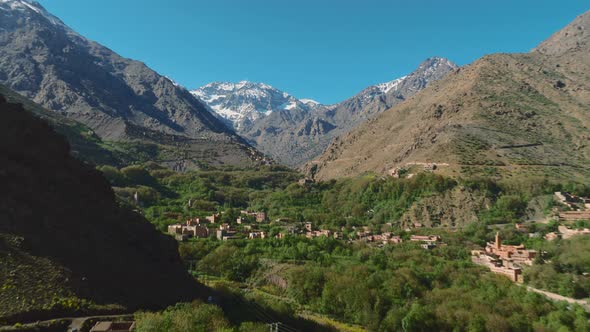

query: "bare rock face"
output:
0 0 265 168
308 10 590 182
0 93 207 322
295 118 337 138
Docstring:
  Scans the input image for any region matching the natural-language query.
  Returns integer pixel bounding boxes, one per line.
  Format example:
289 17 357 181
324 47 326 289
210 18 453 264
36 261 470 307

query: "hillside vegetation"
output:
98 159 590 235
176 232 589 331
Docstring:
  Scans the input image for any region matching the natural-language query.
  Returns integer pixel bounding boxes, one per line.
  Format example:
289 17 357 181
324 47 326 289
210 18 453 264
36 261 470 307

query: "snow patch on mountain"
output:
300 99 320 106
0 0 66 27
375 76 407 93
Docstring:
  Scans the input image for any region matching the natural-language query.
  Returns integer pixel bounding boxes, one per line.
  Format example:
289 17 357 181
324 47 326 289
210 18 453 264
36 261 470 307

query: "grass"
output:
298 311 367 332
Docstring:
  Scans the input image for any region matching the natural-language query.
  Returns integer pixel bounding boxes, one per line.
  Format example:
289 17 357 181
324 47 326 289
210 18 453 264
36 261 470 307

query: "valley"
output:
192 58 458 167
0 1 589 331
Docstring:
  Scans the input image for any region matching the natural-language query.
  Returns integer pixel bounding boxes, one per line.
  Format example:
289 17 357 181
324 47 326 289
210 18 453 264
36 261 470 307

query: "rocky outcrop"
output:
295 118 336 138
533 10 589 56
400 187 491 228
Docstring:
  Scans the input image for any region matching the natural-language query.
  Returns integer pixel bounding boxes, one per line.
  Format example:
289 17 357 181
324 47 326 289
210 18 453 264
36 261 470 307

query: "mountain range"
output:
0 0 461 169
0 0 267 170
306 10 590 181
1 0 588 183
194 57 458 166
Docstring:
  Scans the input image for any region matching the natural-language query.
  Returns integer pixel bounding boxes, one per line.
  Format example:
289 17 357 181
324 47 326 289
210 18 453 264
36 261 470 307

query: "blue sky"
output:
39 0 588 104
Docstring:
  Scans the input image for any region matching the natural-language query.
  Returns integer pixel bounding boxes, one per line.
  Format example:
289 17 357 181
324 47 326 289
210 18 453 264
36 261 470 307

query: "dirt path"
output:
525 286 590 311
67 314 133 332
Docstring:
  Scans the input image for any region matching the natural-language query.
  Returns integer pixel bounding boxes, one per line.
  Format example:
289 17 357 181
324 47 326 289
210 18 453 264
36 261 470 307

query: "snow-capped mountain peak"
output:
191 81 320 130
0 0 66 27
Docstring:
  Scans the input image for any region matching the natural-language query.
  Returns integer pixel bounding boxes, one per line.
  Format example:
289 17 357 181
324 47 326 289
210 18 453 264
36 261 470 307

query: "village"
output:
166 209 449 250
166 191 590 285
167 210 272 241
471 232 536 282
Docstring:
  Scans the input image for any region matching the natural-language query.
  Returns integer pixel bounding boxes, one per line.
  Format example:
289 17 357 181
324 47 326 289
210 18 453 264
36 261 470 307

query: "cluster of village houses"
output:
542 192 590 240
168 212 445 250
168 191 589 283
471 192 590 283
167 210 269 241
352 225 442 248
471 232 536 283
300 222 443 248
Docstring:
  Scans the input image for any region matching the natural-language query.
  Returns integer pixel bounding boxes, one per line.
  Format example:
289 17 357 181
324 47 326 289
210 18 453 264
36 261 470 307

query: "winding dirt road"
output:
525 285 590 311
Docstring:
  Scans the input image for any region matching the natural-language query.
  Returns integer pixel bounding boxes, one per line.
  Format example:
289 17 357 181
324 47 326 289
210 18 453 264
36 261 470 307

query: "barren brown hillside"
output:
307 10 590 181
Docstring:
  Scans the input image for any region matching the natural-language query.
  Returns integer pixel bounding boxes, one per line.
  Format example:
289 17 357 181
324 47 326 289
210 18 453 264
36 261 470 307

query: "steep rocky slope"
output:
0 0 266 169
196 58 456 166
534 10 589 56
0 94 206 322
308 11 590 181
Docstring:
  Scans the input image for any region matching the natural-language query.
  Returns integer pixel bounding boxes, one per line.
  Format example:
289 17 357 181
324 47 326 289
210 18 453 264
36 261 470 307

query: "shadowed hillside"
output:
0 94 208 323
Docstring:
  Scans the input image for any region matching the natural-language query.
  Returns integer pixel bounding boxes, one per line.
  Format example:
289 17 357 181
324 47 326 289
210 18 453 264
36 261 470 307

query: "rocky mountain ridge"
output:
0 0 266 170
307 11 590 181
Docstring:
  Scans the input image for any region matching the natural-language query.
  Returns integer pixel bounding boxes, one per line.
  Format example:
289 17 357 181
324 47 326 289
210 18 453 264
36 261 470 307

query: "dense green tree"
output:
134 302 230 332
286 266 325 305
97 165 126 186
120 165 157 186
